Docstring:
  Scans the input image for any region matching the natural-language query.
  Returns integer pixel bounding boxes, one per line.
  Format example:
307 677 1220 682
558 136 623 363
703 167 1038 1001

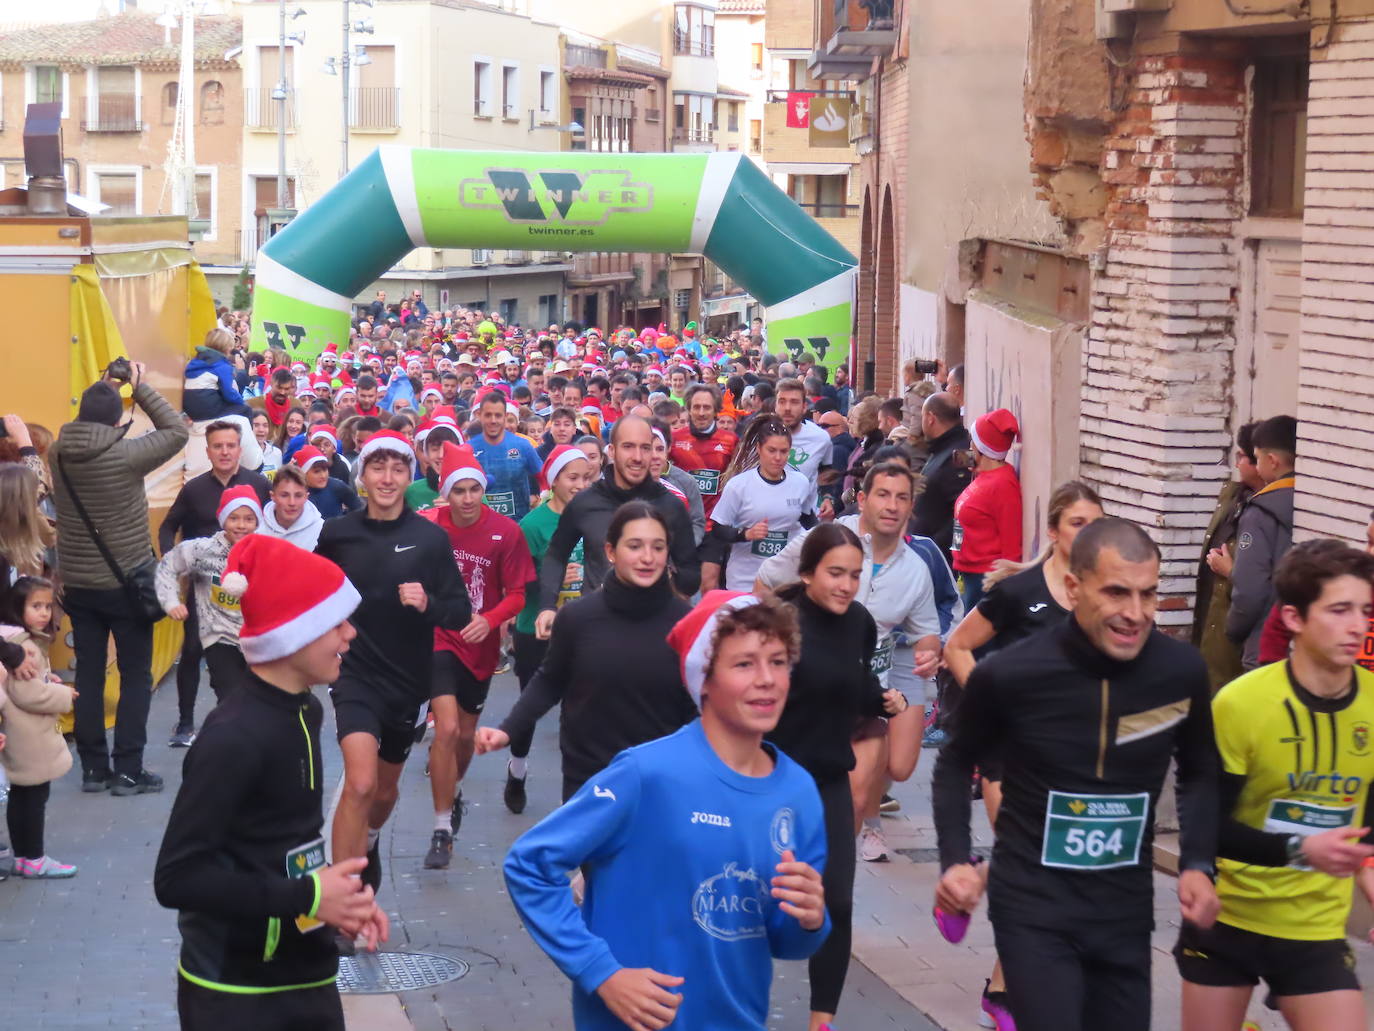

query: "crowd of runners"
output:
0 302 1370 1031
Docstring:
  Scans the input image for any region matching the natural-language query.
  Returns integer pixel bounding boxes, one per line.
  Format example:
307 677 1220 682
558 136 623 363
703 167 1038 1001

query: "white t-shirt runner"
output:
712 466 816 591
786 420 834 496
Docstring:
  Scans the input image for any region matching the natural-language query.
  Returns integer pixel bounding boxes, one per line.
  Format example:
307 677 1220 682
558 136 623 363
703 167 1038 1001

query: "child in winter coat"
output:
183 327 252 422
156 486 263 710
0 576 79 879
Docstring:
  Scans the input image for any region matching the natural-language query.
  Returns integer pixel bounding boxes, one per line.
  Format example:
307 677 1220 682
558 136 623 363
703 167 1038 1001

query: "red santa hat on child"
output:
292 444 328 474
539 444 588 492
666 591 763 709
356 429 416 473
217 484 263 527
438 441 487 498
219 534 360 664
969 408 1019 461
308 425 339 450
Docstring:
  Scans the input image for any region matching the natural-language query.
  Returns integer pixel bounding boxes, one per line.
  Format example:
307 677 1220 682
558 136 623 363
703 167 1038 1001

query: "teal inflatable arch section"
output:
250 147 856 366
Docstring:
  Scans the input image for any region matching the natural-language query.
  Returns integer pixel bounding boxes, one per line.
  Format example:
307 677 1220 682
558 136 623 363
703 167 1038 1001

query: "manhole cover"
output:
337 951 469 994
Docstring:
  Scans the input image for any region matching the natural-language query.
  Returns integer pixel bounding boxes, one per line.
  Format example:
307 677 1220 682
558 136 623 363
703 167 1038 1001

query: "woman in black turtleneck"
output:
487 501 695 801
772 521 908 1031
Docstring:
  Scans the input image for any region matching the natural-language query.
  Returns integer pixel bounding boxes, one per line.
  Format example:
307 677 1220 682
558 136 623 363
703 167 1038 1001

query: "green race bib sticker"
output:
1263 798 1357 837
485 491 516 516
1041 791 1149 871
752 530 790 558
285 837 327 934
693 469 721 496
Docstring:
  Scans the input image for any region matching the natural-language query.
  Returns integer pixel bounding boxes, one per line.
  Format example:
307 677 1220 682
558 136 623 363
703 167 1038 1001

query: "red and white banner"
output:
785 92 814 128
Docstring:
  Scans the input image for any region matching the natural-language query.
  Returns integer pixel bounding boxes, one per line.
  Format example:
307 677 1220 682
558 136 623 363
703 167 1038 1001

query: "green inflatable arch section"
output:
250 147 856 366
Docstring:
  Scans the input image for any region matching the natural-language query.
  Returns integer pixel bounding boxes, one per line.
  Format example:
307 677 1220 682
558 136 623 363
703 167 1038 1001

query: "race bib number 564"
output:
1041 791 1149 871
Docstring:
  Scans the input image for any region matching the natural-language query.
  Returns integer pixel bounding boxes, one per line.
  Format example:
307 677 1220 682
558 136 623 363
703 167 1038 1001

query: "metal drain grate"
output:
896 846 992 864
337 951 469 994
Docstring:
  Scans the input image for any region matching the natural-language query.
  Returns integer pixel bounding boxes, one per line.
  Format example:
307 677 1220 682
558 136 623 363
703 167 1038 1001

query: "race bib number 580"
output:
1041 791 1149 871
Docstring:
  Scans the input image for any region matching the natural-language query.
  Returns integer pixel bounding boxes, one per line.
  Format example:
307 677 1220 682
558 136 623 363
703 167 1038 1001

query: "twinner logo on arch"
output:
458 169 653 226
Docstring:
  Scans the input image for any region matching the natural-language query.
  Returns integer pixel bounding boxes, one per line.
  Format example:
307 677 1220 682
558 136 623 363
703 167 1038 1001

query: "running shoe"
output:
423 830 453 870
363 838 382 895
504 766 527 814
979 980 1015 1031
14 855 78 879
168 722 196 748
859 824 890 863
879 793 901 814
933 906 971 944
452 791 467 834
922 725 947 748
110 769 164 796
494 650 512 675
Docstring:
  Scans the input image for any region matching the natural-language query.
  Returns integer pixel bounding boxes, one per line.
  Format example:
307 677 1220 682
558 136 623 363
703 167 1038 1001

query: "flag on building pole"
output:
785 92 814 128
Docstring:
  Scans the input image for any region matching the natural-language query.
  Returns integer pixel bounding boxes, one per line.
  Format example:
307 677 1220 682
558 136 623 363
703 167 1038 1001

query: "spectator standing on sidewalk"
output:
1226 414 1297 671
159 421 270 748
1192 421 1263 690
53 361 188 796
951 409 1022 612
912 393 972 563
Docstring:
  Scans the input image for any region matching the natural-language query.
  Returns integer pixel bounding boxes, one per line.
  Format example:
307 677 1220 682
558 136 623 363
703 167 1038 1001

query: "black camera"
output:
915 359 940 376
106 356 133 383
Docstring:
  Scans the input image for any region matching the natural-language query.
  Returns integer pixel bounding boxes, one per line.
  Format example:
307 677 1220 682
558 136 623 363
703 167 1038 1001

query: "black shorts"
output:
431 650 492 714
331 680 420 766
177 976 343 1031
1173 919 1360 997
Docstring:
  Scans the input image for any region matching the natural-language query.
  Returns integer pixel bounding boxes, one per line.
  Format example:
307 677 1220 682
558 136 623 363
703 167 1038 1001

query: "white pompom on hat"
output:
970 408 1020 461
666 590 763 709
221 534 361 664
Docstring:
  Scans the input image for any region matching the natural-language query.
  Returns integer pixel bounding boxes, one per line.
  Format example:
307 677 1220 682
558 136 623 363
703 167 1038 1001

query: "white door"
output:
1236 237 1302 427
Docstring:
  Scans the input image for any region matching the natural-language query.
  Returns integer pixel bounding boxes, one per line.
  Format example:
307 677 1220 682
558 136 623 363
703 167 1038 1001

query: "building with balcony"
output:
715 0 769 165
0 11 244 270
237 0 569 324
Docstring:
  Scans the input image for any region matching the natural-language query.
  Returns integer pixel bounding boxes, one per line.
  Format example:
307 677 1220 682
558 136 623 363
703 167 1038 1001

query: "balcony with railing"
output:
569 251 635 285
245 88 297 130
808 0 898 81
564 43 608 69
672 126 714 144
350 86 400 130
672 30 714 58
81 93 142 132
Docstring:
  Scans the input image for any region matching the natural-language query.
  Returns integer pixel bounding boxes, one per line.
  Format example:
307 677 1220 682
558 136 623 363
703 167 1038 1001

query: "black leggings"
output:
176 592 204 725
6 781 51 859
509 631 548 759
177 977 343 1031
993 919 1153 1031
808 774 855 1014
203 642 248 704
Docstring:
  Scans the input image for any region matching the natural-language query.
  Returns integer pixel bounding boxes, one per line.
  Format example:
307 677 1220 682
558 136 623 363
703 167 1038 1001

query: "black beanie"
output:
77 381 124 425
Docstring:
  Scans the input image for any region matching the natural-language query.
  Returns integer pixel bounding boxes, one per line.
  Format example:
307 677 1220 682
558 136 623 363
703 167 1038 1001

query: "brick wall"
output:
1294 17 1374 544
1085 50 1247 628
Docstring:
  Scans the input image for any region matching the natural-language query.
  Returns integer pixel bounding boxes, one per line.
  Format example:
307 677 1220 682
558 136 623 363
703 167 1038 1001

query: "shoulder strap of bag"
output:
55 453 133 589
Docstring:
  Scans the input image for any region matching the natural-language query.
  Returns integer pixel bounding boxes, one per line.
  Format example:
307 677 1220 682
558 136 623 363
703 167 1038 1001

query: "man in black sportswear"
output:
932 517 1222 1031
534 416 699 639
315 431 470 911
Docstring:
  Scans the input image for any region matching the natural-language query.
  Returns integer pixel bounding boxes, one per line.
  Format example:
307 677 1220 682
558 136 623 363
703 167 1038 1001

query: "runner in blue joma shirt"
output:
471 391 543 520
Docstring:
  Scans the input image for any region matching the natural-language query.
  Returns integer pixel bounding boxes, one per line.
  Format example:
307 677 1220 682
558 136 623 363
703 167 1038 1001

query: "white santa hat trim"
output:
356 431 416 472
440 463 487 498
308 427 339 448
217 495 263 528
681 593 761 708
239 577 362 665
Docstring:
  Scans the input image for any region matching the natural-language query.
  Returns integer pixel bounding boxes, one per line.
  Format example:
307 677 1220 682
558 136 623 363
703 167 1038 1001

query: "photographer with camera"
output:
52 359 189 797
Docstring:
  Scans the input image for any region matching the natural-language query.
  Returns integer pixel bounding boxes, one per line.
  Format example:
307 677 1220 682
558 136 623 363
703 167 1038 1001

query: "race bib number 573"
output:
1041 791 1149 871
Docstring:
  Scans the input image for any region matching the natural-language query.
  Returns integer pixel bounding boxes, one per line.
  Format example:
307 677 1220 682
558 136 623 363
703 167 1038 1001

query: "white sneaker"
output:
859 824 890 863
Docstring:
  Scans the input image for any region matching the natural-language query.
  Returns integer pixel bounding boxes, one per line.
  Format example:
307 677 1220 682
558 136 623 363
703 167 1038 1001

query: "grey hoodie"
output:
1225 476 1294 669
258 499 323 552
154 532 242 649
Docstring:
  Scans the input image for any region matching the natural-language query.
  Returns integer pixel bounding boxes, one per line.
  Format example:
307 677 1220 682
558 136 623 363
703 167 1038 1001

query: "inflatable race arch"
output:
250 147 856 366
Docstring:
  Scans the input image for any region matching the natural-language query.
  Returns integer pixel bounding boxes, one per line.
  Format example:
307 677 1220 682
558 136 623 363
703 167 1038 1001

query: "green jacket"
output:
52 382 189 590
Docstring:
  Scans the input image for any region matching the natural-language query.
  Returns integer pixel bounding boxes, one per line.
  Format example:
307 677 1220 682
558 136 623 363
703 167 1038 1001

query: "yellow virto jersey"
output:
1213 661 1374 940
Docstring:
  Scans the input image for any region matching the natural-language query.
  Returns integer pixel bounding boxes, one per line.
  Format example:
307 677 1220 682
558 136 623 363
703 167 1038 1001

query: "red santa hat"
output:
357 429 416 472
438 441 487 498
665 591 763 708
216 484 263 528
970 408 1020 461
292 444 328 474
308 425 339 450
333 386 356 406
415 419 461 449
219 534 360 664
319 343 339 363
420 386 444 404
539 444 588 492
